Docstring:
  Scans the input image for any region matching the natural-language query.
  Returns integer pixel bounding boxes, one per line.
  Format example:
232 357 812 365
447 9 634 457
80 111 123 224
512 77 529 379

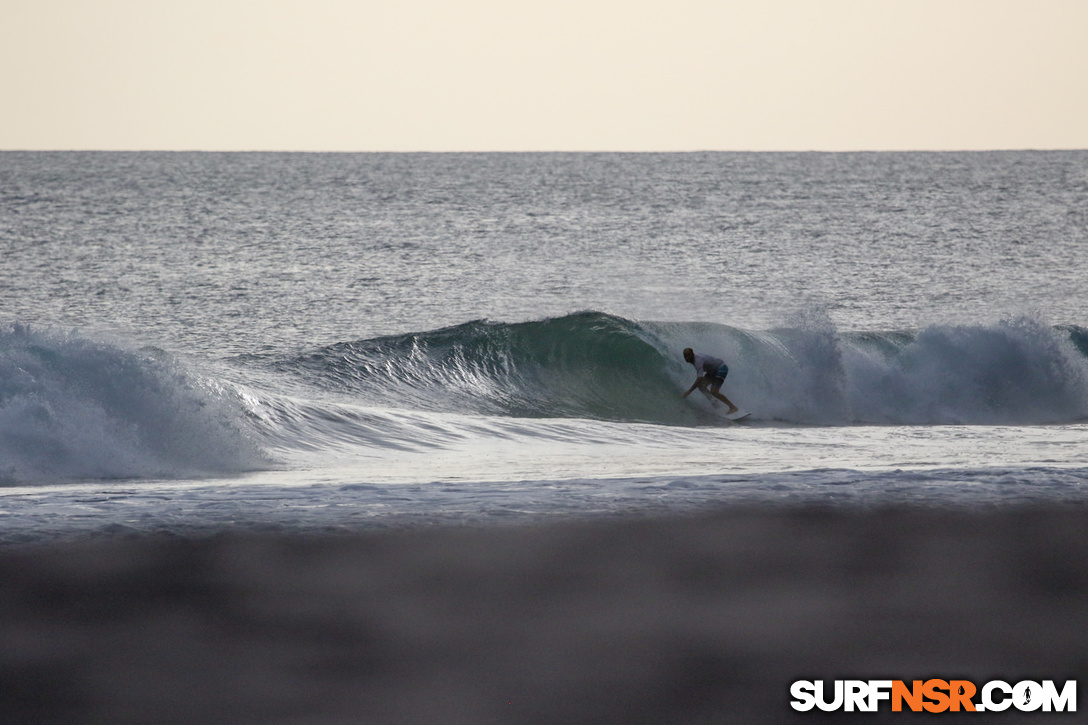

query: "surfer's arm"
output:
681 378 704 398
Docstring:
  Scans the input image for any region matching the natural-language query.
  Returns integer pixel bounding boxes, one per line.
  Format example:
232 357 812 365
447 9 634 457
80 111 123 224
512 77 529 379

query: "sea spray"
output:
778 307 853 423
843 317 1088 425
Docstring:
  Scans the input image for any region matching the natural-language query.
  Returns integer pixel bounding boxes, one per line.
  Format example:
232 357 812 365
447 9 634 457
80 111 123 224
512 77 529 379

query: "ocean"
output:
2 151 1088 722
2 150 1088 540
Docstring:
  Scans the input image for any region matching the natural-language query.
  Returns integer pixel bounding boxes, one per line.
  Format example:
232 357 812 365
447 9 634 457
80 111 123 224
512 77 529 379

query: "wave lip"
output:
0 324 268 483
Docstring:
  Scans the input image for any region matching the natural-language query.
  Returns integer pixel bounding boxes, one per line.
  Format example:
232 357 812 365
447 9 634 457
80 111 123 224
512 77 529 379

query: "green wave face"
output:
286 311 712 425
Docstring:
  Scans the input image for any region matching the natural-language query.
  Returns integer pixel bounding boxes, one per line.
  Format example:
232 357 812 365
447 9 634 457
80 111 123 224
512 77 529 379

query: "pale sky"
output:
3 0 1086 151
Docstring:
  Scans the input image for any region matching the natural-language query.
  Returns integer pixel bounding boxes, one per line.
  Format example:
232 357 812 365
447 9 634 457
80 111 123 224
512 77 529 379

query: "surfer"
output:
681 348 740 414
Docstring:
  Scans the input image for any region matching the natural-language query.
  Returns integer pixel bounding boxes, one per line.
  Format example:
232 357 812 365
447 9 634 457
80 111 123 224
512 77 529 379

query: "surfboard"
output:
695 389 750 422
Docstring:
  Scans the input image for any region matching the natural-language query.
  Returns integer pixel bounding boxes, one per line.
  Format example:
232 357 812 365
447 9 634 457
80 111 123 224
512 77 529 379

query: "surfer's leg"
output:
696 379 720 405
709 380 739 413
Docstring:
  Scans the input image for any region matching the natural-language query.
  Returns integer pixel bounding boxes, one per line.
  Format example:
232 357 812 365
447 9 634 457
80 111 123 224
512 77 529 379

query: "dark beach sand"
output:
1 505 1084 724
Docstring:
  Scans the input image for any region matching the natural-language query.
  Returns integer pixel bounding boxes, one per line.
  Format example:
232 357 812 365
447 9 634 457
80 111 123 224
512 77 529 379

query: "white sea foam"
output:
2 464 1087 545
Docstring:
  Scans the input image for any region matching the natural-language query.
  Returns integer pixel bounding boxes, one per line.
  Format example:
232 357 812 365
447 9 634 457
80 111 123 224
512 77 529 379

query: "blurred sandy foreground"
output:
0 505 1084 724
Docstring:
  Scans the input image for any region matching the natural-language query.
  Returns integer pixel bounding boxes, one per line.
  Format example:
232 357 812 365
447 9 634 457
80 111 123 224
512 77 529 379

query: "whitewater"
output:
2 151 1088 543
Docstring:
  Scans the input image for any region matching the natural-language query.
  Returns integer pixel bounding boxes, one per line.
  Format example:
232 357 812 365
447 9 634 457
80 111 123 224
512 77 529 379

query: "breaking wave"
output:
275 311 1088 427
6 312 1086 484
0 324 268 483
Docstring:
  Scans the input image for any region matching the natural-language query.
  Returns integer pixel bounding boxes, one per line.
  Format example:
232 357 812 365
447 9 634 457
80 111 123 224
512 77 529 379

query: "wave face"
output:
277 312 1088 427
282 311 708 426
0 325 267 483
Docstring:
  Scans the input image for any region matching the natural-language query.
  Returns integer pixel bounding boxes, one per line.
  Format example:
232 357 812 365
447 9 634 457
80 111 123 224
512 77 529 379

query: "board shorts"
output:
703 364 728 386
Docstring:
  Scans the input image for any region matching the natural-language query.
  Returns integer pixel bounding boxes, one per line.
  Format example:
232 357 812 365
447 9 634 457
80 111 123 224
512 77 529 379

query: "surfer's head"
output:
683 348 694 363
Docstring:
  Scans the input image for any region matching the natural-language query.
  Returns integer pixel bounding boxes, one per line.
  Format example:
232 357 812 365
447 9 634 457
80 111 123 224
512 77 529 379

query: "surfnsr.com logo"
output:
790 679 1077 713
